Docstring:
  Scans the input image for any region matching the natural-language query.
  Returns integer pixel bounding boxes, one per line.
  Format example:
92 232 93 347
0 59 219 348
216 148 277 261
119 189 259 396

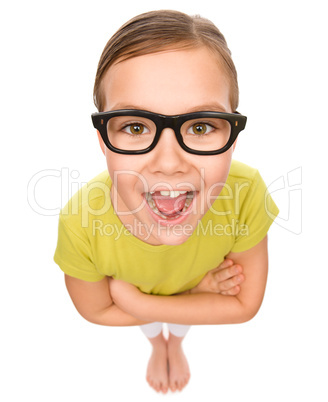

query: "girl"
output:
54 10 278 394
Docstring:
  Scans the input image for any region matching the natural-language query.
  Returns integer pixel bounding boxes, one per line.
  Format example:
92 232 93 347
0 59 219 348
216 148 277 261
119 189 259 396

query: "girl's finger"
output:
216 273 244 292
221 285 241 296
214 264 242 283
218 259 234 270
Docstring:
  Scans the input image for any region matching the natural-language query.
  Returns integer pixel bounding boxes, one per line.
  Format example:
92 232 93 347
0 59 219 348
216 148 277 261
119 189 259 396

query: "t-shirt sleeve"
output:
54 214 106 282
231 170 279 253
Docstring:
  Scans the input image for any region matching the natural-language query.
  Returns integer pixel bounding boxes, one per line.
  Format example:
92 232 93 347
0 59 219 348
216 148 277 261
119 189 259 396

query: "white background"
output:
1 0 327 400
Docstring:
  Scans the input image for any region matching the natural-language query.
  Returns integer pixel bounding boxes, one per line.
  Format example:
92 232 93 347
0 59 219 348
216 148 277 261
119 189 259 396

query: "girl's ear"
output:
97 131 106 155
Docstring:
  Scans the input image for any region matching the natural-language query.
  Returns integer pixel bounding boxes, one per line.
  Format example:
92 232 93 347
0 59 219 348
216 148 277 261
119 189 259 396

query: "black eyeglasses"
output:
91 109 247 155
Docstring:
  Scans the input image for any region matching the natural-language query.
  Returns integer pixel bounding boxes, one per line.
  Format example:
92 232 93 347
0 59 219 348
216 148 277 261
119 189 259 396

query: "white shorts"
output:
140 322 190 338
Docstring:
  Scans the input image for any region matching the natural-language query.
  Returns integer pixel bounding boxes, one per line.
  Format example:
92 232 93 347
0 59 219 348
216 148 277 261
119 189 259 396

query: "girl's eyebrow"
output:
109 103 147 111
186 103 228 113
109 102 228 114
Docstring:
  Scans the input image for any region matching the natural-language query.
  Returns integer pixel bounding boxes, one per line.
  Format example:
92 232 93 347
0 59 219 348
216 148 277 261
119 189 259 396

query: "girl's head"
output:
93 10 243 246
93 10 239 113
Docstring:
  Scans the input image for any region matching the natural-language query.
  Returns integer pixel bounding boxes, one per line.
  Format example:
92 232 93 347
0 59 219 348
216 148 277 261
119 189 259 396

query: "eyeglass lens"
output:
107 115 231 152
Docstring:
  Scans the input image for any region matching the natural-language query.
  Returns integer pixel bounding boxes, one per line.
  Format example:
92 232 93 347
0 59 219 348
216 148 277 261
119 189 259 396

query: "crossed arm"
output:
65 236 268 326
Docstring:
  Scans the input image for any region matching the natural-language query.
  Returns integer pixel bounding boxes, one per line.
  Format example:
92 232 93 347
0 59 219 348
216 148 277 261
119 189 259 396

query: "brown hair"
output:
93 10 239 112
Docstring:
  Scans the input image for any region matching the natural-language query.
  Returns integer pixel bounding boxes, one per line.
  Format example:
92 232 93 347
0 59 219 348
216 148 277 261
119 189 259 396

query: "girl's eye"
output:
189 123 213 135
123 123 149 135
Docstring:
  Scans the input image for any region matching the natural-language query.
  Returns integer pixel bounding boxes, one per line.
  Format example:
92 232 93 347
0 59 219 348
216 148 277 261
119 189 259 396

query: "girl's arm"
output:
110 236 268 325
64 257 244 327
64 274 149 326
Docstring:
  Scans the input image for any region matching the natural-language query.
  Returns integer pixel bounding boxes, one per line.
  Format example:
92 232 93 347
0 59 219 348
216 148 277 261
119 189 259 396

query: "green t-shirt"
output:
54 160 279 295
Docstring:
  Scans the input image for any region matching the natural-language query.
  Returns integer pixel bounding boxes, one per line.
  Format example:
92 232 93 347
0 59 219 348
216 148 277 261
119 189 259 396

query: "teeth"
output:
159 190 187 198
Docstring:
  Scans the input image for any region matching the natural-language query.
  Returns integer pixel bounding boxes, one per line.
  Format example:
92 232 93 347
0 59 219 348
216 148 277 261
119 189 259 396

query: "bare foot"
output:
146 333 169 393
167 333 190 392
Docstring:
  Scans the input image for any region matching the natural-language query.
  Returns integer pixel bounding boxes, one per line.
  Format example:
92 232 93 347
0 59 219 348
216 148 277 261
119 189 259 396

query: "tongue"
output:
152 192 187 215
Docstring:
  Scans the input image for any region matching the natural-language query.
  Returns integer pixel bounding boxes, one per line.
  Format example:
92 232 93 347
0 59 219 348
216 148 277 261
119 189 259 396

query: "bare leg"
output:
167 332 190 392
145 332 169 393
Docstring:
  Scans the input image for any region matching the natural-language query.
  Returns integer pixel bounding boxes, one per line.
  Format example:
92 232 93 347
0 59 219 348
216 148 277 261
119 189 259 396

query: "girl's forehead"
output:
102 47 232 114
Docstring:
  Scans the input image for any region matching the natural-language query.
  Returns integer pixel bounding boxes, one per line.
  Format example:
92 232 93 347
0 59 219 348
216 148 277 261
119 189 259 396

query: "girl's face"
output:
98 46 235 245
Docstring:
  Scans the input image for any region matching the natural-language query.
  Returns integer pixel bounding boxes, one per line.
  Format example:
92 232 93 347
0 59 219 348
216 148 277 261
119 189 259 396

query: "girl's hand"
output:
188 259 244 296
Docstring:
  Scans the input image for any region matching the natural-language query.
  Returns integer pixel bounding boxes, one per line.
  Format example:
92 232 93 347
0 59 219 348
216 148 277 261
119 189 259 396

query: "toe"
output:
170 382 177 392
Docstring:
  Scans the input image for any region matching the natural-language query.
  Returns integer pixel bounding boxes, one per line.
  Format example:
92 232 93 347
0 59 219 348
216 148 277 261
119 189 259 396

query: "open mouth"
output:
145 190 195 220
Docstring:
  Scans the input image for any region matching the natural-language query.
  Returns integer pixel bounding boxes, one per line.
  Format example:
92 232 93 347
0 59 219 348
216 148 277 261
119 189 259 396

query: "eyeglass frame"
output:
91 109 247 155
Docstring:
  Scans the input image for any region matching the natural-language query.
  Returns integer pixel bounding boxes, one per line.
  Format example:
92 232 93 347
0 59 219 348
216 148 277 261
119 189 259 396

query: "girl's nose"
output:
148 128 188 175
